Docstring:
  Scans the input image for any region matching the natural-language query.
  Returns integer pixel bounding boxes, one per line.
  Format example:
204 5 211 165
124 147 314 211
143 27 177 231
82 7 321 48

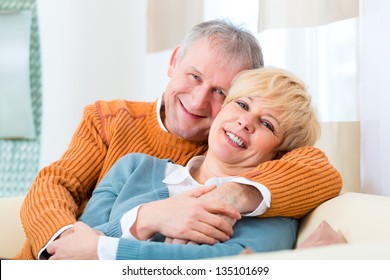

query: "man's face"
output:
162 38 242 142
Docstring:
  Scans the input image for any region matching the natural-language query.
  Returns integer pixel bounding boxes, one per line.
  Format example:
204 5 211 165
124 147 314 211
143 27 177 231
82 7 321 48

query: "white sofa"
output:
1 191 390 260
224 191 390 259
0 196 26 259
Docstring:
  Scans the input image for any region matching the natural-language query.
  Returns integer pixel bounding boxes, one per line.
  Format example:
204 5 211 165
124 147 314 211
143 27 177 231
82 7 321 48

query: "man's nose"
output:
190 86 211 111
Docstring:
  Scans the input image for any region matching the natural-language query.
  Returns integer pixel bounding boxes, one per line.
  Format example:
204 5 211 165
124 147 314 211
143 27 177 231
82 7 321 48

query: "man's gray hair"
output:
177 19 264 71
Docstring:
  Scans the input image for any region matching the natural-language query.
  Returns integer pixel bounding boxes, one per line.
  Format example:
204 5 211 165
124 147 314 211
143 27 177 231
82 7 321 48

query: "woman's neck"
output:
190 155 244 184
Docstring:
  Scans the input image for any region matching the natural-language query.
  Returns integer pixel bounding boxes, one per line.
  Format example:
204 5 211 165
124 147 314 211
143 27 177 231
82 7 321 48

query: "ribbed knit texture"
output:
15 100 342 259
242 146 342 218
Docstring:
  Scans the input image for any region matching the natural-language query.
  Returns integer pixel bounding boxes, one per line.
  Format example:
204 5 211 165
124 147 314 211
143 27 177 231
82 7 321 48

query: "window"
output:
203 0 359 122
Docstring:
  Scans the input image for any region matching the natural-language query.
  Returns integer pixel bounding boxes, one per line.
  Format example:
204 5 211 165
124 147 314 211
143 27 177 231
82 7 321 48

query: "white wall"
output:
37 0 170 167
359 0 390 196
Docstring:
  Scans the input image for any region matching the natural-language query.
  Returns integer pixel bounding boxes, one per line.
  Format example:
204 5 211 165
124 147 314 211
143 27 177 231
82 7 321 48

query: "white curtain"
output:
257 0 359 122
147 0 203 52
256 0 360 192
258 0 359 31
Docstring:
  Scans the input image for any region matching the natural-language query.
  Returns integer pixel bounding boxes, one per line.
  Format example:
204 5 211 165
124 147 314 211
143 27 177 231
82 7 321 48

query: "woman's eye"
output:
236 101 248 110
262 120 275 133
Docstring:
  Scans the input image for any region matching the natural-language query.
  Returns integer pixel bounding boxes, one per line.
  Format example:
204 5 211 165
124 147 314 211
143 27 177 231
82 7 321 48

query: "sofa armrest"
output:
0 196 26 259
296 192 390 247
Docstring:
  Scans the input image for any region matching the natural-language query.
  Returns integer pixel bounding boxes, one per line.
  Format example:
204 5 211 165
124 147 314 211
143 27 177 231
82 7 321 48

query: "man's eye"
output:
215 89 226 98
191 74 200 80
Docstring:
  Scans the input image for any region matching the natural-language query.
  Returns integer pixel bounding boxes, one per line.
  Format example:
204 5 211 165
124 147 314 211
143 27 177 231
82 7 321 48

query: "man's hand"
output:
200 181 263 214
131 185 241 244
58 227 74 239
164 237 198 244
47 222 101 260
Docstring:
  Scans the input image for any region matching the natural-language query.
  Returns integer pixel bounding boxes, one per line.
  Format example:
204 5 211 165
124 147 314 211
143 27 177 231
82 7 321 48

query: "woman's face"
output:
207 96 283 172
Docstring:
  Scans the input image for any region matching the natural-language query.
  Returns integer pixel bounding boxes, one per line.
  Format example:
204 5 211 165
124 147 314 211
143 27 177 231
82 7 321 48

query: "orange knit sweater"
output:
16 100 341 259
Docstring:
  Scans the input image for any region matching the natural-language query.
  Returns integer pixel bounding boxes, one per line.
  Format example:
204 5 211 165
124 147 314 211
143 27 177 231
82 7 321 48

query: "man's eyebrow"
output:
188 66 201 74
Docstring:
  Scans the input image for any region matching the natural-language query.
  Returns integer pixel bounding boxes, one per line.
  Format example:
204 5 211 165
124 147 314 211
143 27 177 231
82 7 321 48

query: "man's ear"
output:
167 45 181 77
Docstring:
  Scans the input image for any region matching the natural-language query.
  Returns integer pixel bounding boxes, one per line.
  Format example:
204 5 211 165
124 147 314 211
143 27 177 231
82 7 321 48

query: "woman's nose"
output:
238 115 255 133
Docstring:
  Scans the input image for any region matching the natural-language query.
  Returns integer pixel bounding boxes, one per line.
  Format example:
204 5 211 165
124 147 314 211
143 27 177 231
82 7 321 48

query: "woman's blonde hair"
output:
224 67 321 157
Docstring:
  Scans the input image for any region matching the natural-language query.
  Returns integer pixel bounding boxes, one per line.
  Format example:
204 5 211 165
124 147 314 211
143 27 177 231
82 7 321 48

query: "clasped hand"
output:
131 185 241 244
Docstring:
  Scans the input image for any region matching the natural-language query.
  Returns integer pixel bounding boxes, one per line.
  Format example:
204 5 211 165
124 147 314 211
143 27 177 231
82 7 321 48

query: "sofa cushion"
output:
296 192 390 247
0 11 35 139
0 196 25 259
297 220 346 249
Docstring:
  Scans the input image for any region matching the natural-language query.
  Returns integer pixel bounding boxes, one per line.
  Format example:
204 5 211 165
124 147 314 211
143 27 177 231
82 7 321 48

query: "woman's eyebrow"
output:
246 97 281 126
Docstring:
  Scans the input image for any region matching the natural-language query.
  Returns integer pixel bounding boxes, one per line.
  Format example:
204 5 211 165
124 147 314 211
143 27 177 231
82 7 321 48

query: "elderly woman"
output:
47 67 321 260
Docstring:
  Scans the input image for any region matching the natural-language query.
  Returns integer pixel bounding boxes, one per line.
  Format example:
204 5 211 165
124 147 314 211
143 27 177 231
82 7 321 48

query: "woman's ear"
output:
167 45 181 77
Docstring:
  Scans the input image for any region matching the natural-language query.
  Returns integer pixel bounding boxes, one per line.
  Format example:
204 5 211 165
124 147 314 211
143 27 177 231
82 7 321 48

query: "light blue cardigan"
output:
80 153 298 260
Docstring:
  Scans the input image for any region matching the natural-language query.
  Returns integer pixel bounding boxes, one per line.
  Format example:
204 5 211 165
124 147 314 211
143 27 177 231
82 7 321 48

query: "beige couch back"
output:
296 192 390 247
315 121 361 193
0 196 25 259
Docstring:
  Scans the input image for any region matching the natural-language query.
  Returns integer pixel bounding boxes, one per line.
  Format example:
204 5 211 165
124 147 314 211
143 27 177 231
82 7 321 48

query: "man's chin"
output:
173 128 209 142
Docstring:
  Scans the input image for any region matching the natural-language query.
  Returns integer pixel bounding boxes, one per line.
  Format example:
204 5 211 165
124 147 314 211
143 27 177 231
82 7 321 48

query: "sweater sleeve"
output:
79 153 169 239
78 167 123 238
115 217 298 260
19 103 108 258
242 146 342 219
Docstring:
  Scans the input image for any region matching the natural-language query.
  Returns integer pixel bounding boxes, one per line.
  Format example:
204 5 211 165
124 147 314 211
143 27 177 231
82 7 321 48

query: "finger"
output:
188 185 217 198
190 209 237 238
59 227 74 239
241 248 254 255
174 217 231 244
206 201 241 220
46 241 57 255
170 238 188 244
190 220 232 243
180 230 219 245
165 237 173 243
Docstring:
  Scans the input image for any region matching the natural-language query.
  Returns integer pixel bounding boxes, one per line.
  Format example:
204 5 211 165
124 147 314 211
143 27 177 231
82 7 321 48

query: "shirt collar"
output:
163 156 205 186
156 96 168 132
163 156 238 187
